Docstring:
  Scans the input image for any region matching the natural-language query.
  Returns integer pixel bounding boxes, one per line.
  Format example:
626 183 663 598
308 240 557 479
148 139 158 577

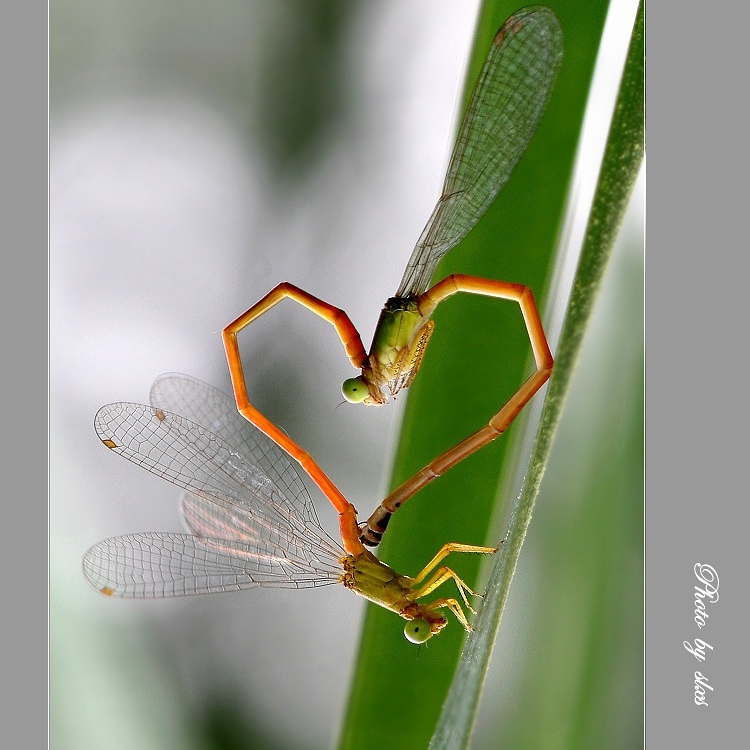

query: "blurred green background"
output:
50 1 643 748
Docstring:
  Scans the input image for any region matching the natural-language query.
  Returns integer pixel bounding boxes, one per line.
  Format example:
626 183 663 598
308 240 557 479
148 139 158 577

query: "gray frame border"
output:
1 3 49 745
646 0 744 744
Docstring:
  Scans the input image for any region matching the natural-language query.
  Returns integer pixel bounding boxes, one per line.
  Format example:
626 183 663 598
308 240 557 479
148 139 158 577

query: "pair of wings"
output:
82 374 344 598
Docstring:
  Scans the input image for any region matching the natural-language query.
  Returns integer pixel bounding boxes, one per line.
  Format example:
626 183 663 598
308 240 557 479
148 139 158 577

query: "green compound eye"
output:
404 618 433 644
341 376 369 404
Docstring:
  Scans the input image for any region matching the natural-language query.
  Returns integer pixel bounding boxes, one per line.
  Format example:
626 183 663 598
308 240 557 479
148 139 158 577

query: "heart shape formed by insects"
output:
221 275 553 553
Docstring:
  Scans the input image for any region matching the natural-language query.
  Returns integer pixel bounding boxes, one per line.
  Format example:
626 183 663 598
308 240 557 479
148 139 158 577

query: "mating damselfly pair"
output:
84 6 562 642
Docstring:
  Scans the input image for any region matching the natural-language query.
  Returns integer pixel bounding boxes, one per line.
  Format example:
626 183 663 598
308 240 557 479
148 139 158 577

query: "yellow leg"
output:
409 542 497 612
392 320 435 392
412 567 480 615
411 542 498 585
422 597 474 633
360 272 553 546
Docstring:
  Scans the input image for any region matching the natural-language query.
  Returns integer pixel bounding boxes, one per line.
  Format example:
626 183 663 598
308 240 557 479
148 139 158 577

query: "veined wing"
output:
85 401 344 597
395 7 563 298
149 373 309 515
178 490 339 571
83 530 342 598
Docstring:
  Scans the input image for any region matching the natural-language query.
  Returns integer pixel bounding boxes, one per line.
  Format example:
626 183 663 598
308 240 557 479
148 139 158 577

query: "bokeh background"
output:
50 1 643 748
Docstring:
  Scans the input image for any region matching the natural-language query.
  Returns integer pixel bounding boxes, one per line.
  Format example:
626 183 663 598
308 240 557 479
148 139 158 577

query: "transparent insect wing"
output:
82 530 342 599
395 7 563 298
85 396 344 598
149 373 310 515
179 491 342 577
94 400 316 533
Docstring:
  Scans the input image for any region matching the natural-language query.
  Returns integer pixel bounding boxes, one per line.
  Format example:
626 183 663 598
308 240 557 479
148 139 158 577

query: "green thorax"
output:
341 550 414 613
365 297 434 397
370 297 425 366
